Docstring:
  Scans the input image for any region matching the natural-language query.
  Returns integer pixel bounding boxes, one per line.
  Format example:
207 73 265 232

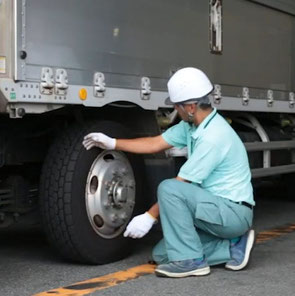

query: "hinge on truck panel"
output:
40 67 54 95
141 77 151 100
209 0 223 54
242 87 250 106
213 84 221 104
55 69 68 95
289 92 295 109
267 90 274 107
93 72 106 98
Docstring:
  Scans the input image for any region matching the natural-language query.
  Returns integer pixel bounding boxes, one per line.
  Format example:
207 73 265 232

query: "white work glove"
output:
82 133 116 150
123 212 157 239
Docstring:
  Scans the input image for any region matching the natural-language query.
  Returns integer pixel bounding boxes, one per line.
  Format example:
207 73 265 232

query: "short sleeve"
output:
161 121 188 148
178 140 223 184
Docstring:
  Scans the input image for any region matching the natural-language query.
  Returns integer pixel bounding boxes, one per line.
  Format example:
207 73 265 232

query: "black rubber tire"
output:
39 120 144 264
237 131 262 169
279 173 295 201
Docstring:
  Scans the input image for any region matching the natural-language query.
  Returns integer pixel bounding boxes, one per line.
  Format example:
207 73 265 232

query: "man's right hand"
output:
82 133 116 150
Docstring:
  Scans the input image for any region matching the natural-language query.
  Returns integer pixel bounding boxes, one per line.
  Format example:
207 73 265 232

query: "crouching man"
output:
82 67 255 278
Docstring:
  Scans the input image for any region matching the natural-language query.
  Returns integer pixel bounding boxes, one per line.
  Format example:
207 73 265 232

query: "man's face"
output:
174 104 187 121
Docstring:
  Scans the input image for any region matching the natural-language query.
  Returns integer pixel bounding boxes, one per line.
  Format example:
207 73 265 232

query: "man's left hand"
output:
123 212 157 239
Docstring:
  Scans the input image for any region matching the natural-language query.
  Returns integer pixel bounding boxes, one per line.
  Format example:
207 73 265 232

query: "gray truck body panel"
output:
15 0 295 90
250 0 295 15
0 0 294 114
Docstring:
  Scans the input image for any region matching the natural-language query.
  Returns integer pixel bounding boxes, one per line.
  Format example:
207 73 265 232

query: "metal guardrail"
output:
244 140 295 152
244 140 295 178
251 164 295 178
167 140 295 178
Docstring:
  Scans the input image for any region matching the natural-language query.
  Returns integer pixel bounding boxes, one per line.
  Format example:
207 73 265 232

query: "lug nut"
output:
121 168 127 175
110 214 118 222
103 201 110 208
120 213 128 221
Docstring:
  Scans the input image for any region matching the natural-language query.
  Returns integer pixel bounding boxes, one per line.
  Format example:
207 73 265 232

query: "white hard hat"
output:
166 67 213 105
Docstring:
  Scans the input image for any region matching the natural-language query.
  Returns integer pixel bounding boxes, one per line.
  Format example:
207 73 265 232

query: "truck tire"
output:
39 121 145 264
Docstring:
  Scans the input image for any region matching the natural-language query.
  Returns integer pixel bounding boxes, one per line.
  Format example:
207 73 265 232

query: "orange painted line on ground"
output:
33 264 156 296
256 224 295 243
33 223 295 296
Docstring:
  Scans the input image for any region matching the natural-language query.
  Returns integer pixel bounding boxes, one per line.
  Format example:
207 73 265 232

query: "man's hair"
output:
183 96 212 110
198 102 212 110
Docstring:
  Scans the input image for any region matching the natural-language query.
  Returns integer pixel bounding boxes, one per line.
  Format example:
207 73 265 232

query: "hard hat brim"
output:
165 97 174 106
165 91 213 106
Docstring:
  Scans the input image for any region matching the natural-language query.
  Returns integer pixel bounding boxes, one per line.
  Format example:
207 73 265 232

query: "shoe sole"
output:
155 266 210 278
225 229 255 271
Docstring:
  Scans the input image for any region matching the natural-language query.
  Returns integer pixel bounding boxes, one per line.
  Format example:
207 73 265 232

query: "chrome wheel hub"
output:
85 151 136 238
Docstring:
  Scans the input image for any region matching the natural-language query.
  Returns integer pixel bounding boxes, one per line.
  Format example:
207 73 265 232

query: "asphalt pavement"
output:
1 192 295 296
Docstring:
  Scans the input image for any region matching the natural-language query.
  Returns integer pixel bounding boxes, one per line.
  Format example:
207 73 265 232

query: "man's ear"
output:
188 103 197 113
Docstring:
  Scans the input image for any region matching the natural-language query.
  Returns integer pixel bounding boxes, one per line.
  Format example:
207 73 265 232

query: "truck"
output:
0 0 295 264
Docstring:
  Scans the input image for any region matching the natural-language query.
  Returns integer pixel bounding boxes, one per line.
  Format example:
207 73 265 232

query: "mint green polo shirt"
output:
162 108 254 205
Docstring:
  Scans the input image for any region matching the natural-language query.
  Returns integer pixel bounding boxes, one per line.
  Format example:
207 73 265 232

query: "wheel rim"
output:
85 150 136 239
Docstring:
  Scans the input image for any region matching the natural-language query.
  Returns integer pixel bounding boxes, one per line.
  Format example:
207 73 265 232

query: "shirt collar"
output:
191 108 217 140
